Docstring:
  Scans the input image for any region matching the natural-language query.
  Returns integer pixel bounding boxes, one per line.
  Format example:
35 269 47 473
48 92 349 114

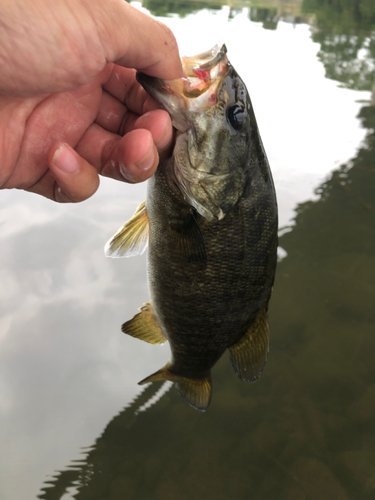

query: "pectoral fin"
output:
229 309 269 382
105 201 149 258
122 303 166 344
169 210 207 268
139 363 212 411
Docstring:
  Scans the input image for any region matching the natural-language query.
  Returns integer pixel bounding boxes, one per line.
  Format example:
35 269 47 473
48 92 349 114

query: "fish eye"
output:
227 104 246 130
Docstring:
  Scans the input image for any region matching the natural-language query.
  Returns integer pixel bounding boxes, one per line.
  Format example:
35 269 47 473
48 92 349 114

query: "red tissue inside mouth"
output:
192 68 211 81
162 82 175 94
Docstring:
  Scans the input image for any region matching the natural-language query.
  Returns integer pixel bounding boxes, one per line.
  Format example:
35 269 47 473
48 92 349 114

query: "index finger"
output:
99 2 183 81
103 65 148 115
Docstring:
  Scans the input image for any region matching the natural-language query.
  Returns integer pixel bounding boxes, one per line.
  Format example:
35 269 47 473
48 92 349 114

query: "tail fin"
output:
138 363 212 411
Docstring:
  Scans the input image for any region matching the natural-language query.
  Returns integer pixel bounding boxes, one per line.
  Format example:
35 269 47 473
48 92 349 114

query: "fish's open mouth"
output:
162 44 229 99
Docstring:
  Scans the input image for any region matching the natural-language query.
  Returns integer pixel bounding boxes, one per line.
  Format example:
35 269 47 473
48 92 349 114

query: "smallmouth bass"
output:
105 44 278 411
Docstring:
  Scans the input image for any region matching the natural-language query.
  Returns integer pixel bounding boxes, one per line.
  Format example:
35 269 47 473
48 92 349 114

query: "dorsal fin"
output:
228 308 269 382
122 303 166 345
105 201 149 258
138 363 212 411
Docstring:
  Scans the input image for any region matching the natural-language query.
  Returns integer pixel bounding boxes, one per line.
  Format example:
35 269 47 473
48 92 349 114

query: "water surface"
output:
1 1 374 499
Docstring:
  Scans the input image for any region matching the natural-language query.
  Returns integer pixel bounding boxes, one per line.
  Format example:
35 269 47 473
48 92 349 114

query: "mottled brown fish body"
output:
147 154 277 380
105 45 278 411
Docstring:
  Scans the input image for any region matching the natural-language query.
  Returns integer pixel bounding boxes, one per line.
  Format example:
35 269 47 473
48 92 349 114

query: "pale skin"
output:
0 0 183 202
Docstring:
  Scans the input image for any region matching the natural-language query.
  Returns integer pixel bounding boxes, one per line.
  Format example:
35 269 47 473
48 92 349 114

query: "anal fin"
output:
229 308 269 382
105 201 149 258
139 363 212 411
122 303 166 345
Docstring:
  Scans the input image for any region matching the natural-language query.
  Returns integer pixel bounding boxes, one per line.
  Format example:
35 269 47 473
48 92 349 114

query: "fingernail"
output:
52 144 79 173
135 143 158 172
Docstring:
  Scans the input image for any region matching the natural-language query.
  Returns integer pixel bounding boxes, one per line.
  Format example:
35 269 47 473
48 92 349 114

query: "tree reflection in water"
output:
38 103 375 500
38 1 375 498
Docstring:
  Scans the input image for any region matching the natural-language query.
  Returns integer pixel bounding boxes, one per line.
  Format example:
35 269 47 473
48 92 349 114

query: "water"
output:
1 1 374 499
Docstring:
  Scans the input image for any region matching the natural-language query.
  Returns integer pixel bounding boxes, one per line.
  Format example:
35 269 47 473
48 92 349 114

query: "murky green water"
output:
1 1 375 499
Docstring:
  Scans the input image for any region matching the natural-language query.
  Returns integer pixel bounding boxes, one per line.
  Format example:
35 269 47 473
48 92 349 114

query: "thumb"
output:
99 2 183 80
48 143 100 203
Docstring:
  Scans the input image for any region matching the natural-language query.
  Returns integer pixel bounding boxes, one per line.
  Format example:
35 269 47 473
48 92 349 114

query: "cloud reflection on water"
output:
1 2 374 499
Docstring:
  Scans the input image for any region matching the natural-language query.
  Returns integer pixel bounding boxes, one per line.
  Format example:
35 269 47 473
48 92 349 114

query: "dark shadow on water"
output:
37 1 375 497
38 105 375 499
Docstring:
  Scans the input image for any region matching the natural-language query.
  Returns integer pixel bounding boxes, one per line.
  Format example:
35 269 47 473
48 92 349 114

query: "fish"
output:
105 44 278 411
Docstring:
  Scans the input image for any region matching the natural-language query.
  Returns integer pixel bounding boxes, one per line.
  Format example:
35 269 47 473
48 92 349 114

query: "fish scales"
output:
105 44 278 410
148 166 276 355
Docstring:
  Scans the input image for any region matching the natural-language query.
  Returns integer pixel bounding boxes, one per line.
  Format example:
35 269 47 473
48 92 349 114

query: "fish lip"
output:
136 44 229 135
136 72 172 107
136 72 162 90
136 44 227 84
136 44 228 101
182 43 227 74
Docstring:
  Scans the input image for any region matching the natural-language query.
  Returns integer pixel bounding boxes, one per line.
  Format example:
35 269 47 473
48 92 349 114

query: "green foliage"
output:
142 0 223 18
302 0 375 90
303 0 375 33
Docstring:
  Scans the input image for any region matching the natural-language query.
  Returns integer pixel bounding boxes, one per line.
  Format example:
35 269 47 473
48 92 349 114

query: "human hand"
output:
0 0 183 202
